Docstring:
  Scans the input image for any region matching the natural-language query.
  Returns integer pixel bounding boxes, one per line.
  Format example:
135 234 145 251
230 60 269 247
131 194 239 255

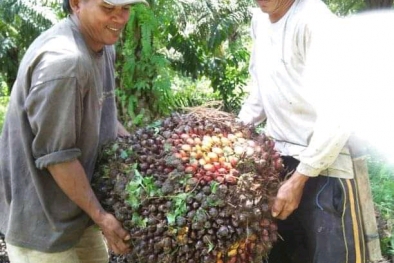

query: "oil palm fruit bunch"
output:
92 108 283 263
0 232 8 263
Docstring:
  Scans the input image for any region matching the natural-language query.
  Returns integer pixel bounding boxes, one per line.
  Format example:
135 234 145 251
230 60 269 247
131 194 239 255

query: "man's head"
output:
63 0 147 14
255 0 295 22
65 0 147 52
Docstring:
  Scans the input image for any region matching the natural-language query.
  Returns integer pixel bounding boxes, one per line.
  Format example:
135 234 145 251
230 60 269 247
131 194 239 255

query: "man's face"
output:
72 0 131 52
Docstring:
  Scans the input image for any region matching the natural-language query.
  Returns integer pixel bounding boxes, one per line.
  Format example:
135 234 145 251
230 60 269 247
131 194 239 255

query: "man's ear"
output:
69 0 81 13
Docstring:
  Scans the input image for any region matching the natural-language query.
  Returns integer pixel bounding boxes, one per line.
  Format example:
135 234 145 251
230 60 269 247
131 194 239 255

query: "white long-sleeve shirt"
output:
238 0 354 178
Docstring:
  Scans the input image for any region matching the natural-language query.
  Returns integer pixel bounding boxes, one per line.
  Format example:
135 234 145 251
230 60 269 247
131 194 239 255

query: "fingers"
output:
102 216 132 255
272 197 297 220
271 174 306 220
276 204 293 220
108 234 131 255
271 197 285 218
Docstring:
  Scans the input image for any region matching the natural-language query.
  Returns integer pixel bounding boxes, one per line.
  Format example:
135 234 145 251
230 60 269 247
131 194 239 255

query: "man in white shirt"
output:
238 0 366 262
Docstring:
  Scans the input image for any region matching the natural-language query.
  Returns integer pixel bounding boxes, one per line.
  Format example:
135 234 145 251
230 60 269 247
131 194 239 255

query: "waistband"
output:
275 140 354 179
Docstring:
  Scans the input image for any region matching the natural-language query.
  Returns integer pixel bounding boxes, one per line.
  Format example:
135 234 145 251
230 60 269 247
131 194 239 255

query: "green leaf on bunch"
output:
132 212 147 228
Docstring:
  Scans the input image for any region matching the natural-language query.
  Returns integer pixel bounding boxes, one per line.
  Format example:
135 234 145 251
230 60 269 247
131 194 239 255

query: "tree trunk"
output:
364 0 393 9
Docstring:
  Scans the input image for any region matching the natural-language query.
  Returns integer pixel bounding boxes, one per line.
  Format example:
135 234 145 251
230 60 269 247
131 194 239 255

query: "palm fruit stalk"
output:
92 107 283 263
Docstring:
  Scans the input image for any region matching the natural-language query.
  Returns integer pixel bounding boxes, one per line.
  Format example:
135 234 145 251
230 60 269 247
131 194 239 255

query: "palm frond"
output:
0 0 59 89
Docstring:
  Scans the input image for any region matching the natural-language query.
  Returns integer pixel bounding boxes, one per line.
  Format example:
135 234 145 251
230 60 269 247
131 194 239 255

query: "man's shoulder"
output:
250 8 270 38
18 20 94 87
29 19 89 63
291 0 336 36
296 0 335 22
251 7 269 24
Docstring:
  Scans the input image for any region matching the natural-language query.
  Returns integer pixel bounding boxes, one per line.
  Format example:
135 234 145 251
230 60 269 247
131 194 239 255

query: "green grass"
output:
368 153 394 260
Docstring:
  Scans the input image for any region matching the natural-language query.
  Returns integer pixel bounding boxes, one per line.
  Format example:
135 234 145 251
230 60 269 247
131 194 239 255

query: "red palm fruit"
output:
212 162 221 170
185 166 196 174
186 138 195 146
207 152 219 162
181 144 192 152
180 133 189 140
215 176 224 183
229 156 239 167
224 174 237 184
217 168 227 175
194 137 202 145
212 147 224 156
203 163 215 172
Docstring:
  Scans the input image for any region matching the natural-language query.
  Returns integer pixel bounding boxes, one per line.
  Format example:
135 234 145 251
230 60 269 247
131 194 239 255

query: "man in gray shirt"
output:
0 0 146 262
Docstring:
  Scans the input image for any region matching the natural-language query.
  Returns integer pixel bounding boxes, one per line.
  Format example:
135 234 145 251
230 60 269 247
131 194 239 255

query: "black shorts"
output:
267 156 366 263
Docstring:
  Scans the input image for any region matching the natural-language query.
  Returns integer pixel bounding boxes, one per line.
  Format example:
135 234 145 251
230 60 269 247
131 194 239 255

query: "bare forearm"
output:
48 159 131 254
47 159 105 224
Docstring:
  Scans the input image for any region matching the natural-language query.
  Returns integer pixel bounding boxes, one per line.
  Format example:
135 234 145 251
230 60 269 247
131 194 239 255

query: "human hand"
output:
271 171 309 220
96 212 131 255
117 121 131 137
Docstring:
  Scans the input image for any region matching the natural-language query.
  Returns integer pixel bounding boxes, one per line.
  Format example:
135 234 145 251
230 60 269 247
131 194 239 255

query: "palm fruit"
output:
92 108 283 263
0 232 8 263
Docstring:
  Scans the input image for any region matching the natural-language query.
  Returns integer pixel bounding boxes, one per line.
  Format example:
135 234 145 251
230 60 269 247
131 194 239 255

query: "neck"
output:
269 0 296 23
69 14 104 53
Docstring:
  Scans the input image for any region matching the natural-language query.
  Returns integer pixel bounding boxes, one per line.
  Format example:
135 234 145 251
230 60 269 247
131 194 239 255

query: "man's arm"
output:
238 10 267 125
271 13 349 220
47 159 131 255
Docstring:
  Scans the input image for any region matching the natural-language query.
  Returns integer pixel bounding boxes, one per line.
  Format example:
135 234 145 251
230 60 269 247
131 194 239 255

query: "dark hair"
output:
63 0 72 14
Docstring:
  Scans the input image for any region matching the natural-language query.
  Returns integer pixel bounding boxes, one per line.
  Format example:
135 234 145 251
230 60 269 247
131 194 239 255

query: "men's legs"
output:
266 211 310 263
299 177 366 263
75 225 109 263
7 225 108 263
7 243 80 263
267 156 310 263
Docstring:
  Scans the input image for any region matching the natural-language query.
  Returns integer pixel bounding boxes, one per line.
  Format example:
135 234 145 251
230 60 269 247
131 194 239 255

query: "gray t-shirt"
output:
0 17 117 252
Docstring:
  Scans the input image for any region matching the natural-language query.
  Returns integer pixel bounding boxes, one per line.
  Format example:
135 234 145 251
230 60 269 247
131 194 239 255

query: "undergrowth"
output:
368 151 394 261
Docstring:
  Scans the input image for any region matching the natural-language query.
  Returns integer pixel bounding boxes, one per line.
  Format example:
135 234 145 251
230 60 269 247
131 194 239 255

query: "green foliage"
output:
324 0 393 15
325 0 366 15
132 212 148 228
153 0 253 113
167 192 189 226
171 75 220 109
126 164 192 227
0 0 59 91
205 46 250 113
116 3 173 129
368 153 394 258
0 77 9 133
126 166 162 211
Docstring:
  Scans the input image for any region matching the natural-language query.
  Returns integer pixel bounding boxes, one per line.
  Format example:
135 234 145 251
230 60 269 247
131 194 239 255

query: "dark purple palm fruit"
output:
92 109 282 263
